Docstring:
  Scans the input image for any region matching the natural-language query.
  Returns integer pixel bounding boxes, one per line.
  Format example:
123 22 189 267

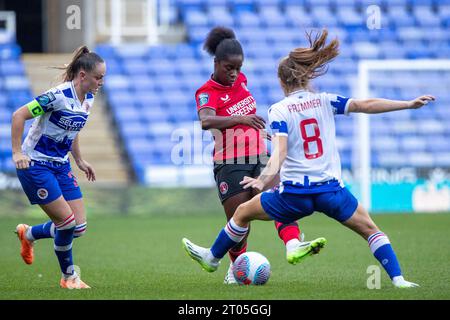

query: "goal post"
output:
356 59 450 212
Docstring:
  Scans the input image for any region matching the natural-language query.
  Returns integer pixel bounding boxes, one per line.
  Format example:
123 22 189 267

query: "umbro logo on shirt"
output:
220 95 230 103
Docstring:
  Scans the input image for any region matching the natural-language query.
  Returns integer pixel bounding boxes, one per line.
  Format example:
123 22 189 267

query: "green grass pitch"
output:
0 213 449 300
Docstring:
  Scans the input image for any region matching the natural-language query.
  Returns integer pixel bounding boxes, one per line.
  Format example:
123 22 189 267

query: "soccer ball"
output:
233 251 271 285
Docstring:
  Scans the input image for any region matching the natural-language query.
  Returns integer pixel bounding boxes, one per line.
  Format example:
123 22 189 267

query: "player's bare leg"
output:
67 198 88 238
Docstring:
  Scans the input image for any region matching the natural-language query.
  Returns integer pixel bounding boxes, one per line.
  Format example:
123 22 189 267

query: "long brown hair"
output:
58 45 104 82
278 29 339 94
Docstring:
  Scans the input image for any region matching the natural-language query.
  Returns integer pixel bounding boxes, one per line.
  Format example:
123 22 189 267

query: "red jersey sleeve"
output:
195 89 218 112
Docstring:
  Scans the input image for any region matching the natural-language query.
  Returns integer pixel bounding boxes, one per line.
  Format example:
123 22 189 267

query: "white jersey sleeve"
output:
268 103 289 137
323 93 352 116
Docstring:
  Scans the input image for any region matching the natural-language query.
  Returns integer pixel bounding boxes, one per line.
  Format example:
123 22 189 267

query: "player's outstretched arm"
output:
348 95 435 114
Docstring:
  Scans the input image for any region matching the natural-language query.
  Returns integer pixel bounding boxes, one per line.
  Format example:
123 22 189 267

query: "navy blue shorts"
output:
260 186 358 224
16 160 82 205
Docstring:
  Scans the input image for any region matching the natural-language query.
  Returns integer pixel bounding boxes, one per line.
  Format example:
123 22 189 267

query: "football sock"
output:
74 223 87 238
54 214 76 277
275 221 301 245
211 218 248 259
228 243 247 262
27 221 86 240
368 231 402 279
27 221 55 240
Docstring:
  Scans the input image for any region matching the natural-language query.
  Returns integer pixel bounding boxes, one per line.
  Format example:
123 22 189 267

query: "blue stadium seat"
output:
175 0 205 11
3 76 30 91
426 136 450 153
337 6 364 28
284 5 314 28
148 59 177 76
115 45 150 59
352 42 381 59
379 41 406 59
401 136 428 153
435 153 450 167
0 44 21 59
0 60 25 76
141 106 171 123
282 0 308 7
187 26 211 44
228 0 256 13
94 44 116 59
311 6 338 27
259 6 287 28
414 6 441 28
104 75 131 91
235 11 260 27
408 152 435 167
409 0 435 7
114 107 141 123
122 59 150 75
120 121 148 139
207 5 233 26
184 8 209 27
388 6 415 28
377 153 407 167
305 0 334 7
153 75 183 92
382 0 407 6
130 75 155 92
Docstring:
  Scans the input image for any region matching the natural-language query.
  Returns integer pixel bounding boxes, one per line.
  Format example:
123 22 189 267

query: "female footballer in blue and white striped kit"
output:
183 30 434 288
12 46 105 289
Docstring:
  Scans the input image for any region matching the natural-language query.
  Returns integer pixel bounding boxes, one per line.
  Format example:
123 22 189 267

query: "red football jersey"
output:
195 73 266 162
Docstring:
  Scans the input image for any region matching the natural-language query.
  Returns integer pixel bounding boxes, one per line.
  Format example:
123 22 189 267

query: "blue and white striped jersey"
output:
22 81 94 163
268 90 352 193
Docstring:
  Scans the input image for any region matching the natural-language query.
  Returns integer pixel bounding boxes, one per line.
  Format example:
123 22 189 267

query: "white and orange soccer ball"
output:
233 251 271 285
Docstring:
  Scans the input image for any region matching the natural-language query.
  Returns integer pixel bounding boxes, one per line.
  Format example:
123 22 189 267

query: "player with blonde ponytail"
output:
12 45 106 289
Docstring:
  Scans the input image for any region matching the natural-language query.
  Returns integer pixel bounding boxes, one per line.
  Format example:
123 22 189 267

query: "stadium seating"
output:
0 42 33 173
96 0 450 183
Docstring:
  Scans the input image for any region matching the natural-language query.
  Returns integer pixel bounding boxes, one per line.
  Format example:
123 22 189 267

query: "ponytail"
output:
203 26 243 61
58 45 104 82
278 29 339 93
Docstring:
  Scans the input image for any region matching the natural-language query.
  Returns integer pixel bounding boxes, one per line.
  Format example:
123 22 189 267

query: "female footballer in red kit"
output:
194 27 307 283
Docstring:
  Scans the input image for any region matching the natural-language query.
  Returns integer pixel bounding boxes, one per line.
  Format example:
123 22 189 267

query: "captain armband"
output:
26 100 45 117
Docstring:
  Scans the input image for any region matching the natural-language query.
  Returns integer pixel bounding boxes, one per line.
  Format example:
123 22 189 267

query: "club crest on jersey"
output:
36 92 56 107
241 82 249 92
37 188 49 200
198 93 209 107
219 182 229 195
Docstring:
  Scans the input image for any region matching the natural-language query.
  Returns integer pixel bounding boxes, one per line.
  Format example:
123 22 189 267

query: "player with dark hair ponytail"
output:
192 27 307 284
12 45 106 289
